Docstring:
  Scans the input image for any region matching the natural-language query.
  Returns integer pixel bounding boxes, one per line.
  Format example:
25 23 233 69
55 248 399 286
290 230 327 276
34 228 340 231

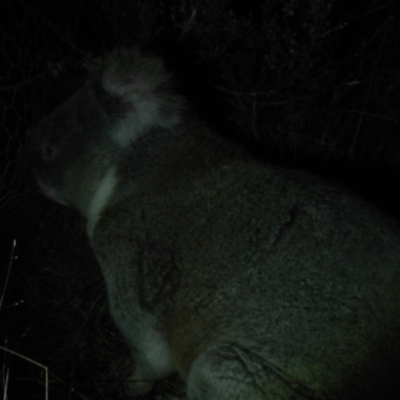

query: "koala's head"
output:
24 48 184 216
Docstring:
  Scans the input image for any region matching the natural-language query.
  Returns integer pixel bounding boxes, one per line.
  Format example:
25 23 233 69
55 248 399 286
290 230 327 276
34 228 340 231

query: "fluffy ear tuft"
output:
100 48 185 146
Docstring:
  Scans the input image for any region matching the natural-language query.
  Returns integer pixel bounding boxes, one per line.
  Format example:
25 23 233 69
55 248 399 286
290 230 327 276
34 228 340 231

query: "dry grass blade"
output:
0 346 48 400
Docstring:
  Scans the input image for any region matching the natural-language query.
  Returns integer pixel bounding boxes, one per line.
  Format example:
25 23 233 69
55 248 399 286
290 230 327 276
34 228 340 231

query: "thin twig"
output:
0 240 16 311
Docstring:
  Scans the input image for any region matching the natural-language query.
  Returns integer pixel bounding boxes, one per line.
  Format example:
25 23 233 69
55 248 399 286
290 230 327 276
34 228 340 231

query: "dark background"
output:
1 0 399 399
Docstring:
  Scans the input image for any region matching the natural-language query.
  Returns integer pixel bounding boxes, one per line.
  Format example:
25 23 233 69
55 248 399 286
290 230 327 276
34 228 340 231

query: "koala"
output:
25 47 400 400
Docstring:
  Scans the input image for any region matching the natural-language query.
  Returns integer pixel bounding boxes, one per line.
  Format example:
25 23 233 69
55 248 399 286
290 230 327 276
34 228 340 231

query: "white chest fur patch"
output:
87 166 118 237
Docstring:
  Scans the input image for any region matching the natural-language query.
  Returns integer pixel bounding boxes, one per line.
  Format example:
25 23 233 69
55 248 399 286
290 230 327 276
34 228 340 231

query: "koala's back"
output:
95 125 400 398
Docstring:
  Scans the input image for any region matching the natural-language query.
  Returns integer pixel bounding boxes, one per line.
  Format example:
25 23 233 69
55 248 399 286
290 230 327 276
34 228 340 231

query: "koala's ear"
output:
100 48 184 147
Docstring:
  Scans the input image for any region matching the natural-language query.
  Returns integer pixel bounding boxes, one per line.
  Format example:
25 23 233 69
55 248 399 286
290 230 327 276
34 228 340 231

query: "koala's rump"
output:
162 163 400 394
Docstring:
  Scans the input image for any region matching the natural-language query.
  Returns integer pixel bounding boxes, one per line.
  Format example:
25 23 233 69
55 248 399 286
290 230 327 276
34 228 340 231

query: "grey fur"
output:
25 48 400 399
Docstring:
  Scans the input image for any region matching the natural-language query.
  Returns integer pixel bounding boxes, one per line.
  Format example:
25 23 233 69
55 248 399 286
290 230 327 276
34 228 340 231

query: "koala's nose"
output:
37 140 57 162
30 134 59 163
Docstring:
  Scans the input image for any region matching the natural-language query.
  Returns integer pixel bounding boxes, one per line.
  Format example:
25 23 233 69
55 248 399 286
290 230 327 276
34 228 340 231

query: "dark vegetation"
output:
1 0 399 398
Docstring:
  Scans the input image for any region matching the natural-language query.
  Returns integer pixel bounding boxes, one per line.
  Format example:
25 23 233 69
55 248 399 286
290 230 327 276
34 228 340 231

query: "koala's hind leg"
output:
186 344 311 400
